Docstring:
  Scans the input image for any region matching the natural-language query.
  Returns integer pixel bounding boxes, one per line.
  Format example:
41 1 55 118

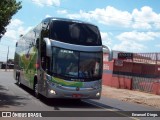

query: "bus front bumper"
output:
45 81 102 99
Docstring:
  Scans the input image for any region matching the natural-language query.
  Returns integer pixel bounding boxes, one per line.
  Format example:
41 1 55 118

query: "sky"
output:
0 0 160 62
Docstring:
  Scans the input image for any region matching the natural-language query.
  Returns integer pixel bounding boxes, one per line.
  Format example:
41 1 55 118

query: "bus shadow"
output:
15 83 34 96
41 97 122 111
0 85 27 108
40 97 100 110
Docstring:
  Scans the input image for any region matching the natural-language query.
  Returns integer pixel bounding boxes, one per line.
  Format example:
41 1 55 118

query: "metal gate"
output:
112 52 160 94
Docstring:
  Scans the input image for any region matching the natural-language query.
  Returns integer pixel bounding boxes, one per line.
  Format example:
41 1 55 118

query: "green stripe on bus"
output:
51 77 83 87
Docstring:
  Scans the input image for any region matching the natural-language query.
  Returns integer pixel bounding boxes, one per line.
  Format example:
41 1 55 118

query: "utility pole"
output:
5 46 9 71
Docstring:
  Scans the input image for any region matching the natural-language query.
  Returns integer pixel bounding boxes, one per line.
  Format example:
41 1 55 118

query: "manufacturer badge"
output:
76 87 80 91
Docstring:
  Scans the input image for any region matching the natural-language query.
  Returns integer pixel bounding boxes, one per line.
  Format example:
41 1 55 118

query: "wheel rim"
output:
18 76 21 85
35 84 38 97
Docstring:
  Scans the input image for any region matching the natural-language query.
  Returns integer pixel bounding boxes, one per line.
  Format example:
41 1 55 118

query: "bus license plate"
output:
72 94 82 98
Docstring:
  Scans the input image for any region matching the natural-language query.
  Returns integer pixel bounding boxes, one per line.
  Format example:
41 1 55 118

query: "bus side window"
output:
40 39 50 73
36 38 39 49
41 39 46 70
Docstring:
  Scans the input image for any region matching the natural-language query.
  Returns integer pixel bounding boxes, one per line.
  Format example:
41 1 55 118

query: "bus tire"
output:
17 75 21 86
34 80 39 99
76 99 81 102
72 99 81 102
16 73 18 80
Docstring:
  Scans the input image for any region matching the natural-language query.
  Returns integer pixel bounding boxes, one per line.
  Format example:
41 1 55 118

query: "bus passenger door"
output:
39 38 48 95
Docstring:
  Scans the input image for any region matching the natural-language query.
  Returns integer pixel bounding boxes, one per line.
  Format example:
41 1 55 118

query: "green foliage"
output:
0 0 22 39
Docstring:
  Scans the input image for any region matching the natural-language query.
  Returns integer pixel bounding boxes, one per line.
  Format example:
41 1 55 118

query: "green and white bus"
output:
14 17 111 99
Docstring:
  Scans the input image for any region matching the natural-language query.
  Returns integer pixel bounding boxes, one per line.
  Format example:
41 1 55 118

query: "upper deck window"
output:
50 20 102 46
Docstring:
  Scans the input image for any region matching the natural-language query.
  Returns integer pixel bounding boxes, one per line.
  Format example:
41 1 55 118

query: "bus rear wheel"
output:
34 82 39 99
17 75 21 86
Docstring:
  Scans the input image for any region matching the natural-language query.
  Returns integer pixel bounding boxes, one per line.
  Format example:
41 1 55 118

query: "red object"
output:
112 77 119 88
102 74 112 86
72 94 82 98
102 73 132 90
152 82 160 95
35 63 39 69
102 60 132 90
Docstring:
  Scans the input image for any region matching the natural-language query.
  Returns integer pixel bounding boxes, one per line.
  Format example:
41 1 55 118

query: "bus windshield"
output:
52 47 102 81
50 20 102 46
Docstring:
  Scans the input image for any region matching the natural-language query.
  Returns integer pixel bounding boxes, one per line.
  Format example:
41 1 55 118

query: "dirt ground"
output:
102 85 160 109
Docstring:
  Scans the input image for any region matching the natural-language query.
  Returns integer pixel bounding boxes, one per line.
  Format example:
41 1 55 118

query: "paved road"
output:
0 71 159 120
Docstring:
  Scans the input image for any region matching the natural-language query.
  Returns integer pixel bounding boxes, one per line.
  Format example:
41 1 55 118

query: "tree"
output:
0 0 22 40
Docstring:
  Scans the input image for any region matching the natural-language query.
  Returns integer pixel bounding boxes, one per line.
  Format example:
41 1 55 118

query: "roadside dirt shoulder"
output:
102 85 160 109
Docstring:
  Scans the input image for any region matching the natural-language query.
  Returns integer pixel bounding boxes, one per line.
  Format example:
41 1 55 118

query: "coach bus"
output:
14 17 112 99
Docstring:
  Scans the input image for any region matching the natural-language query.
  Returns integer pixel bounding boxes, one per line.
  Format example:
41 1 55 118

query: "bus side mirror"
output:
109 50 113 61
16 42 18 47
44 38 51 57
103 45 113 61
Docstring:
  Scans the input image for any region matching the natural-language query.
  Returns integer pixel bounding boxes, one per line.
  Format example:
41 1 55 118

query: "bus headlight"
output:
50 90 56 94
96 92 100 97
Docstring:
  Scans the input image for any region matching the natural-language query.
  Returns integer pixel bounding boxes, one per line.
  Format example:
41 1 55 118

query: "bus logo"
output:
76 87 80 91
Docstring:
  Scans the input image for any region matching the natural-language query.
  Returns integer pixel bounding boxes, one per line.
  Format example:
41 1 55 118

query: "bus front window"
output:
52 47 79 78
52 47 102 80
79 52 102 78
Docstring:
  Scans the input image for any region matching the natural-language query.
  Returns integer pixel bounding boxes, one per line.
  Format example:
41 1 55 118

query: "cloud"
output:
45 14 52 18
113 41 146 52
0 19 33 61
67 6 132 27
67 6 160 30
3 19 32 42
93 6 132 27
7 19 24 28
67 10 93 21
32 0 60 7
5 30 17 40
113 31 160 52
132 22 152 29
100 32 112 46
117 31 160 42
57 10 67 14
132 6 160 29
155 44 160 48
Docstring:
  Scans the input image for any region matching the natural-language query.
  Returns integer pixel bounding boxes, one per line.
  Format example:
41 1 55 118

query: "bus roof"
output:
42 17 97 27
